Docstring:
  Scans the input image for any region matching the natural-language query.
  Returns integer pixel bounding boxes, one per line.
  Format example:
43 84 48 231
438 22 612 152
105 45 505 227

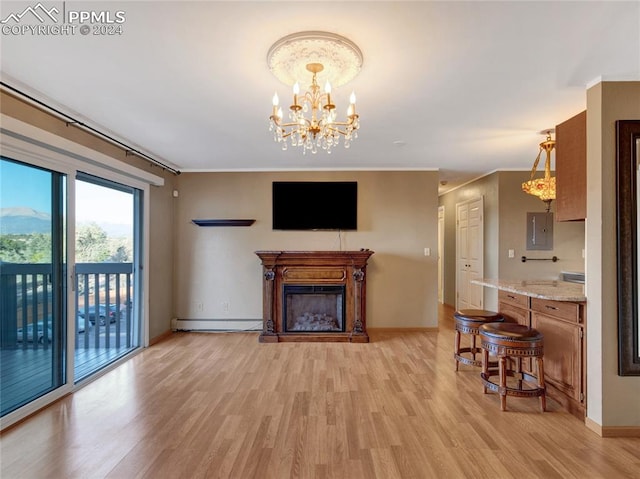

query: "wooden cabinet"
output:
530 298 585 418
498 290 530 326
555 110 586 221
497 291 586 419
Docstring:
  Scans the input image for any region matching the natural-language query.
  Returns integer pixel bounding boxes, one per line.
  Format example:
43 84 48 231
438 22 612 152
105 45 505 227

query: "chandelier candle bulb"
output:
293 82 299 106
324 81 332 108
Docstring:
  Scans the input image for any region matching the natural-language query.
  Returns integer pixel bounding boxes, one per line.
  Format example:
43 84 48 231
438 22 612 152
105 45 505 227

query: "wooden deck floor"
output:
1 345 136 416
1 306 639 478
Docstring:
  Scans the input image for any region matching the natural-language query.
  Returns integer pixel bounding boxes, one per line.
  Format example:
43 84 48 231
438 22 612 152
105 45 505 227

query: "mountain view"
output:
0 207 51 234
1 207 132 237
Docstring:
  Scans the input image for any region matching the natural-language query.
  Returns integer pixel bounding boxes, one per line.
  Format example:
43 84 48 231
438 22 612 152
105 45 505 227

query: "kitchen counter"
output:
472 278 586 302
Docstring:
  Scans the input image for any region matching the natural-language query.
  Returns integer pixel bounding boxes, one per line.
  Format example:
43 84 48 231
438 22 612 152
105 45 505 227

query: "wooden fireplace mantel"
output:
255 250 374 343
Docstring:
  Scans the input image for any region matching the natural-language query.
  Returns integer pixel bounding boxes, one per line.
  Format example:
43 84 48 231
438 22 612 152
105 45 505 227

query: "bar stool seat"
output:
479 322 546 412
453 309 504 370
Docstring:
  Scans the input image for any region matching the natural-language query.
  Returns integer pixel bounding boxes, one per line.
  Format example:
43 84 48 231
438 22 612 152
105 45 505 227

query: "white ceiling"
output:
1 1 639 192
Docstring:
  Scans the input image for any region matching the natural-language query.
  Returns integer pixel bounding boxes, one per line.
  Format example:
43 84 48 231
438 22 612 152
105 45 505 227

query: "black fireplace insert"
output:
283 285 346 333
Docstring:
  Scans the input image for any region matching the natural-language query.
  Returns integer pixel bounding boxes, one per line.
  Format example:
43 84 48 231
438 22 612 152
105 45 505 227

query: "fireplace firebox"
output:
255 250 374 342
283 285 346 333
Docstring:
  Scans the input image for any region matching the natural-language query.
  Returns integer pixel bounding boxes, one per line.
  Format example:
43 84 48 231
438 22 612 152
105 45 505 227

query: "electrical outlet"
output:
222 301 230 313
424 247 431 256
582 248 585 259
508 249 515 258
196 302 203 312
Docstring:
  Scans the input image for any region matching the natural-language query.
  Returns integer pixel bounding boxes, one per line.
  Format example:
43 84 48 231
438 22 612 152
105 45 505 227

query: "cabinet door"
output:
555 110 586 221
531 312 582 402
498 302 530 327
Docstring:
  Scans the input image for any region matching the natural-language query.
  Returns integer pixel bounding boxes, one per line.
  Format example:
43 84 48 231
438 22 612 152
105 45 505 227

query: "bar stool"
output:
479 322 546 412
453 309 504 370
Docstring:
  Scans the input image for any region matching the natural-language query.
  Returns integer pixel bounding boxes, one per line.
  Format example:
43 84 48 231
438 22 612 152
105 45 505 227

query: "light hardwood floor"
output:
1 304 639 478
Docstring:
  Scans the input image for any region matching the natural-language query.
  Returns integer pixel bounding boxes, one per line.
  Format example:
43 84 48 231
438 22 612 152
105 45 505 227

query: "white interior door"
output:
456 197 484 310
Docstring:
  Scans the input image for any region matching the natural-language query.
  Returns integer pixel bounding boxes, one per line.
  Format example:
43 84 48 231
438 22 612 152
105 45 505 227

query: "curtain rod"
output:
1 81 181 176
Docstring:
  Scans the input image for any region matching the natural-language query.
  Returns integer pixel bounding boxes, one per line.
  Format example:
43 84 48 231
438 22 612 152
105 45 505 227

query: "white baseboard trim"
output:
171 318 262 332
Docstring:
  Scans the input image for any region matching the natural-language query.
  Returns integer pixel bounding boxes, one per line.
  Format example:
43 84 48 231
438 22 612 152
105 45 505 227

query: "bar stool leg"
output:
482 348 489 394
499 356 507 411
537 357 546 412
471 334 477 361
454 330 461 371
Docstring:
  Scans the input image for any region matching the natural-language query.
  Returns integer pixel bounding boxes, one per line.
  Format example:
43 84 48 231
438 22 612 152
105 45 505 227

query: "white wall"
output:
173 170 440 329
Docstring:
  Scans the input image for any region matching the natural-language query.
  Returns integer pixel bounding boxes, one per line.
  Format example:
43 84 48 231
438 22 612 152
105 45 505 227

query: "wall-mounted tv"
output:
272 181 357 230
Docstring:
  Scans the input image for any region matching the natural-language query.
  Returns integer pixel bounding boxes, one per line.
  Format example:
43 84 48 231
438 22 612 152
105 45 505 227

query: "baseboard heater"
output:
171 318 262 332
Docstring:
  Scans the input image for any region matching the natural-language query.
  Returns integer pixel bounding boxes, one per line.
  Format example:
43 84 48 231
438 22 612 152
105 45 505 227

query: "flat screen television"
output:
272 181 357 230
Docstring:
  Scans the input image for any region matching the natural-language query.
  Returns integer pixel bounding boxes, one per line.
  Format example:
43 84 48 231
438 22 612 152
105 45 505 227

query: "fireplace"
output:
255 250 374 342
283 285 345 333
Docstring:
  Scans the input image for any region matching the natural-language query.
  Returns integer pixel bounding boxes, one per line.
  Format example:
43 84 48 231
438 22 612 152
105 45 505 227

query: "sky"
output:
1 157 51 213
1 157 133 226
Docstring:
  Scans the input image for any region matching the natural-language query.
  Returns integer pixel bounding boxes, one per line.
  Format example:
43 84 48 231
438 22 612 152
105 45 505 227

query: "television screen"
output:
272 181 357 230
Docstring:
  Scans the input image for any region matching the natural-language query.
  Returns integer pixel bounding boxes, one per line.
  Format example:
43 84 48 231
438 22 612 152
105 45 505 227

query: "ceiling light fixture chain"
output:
267 31 362 155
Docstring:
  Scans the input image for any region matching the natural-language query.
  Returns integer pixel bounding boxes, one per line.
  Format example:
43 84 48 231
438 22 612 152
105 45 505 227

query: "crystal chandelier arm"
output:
324 127 352 137
276 120 311 131
270 113 311 129
325 115 358 129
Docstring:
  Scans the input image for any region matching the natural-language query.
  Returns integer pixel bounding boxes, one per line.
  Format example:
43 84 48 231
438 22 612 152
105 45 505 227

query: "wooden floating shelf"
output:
192 219 255 227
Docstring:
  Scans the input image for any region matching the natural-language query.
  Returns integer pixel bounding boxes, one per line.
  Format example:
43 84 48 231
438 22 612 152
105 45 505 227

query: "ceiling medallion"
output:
267 31 363 88
267 31 363 154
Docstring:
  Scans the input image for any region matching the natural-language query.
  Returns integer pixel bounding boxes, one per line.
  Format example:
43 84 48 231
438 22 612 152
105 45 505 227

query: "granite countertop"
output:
472 278 586 302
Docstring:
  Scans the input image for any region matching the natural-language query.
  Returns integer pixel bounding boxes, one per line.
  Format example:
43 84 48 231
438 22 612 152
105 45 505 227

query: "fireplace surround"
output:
255 250 374 342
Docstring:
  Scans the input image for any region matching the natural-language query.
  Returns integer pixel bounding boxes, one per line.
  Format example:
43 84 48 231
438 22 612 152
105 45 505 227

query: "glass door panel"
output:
0 157 66 416
74 174 140 382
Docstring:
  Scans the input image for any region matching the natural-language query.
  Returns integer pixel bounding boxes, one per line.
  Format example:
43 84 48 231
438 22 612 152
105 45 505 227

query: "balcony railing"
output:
1 262 136 415
0 262 134 351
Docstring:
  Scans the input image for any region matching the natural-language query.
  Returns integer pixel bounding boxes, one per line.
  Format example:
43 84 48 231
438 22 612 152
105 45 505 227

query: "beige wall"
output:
439 171 585 311
148 184 176 339
174 171 440 328
1 92 177 342
439 174 500 308
497 171 585 281
586 81 640 428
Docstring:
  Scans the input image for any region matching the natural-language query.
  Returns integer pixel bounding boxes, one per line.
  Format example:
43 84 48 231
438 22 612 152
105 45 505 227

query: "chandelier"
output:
267 32 363 154
522 131 556 212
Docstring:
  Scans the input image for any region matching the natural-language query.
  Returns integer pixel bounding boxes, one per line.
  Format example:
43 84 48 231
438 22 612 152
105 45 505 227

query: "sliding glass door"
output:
1 158 144 419
74 174 141 382
0 157 66 416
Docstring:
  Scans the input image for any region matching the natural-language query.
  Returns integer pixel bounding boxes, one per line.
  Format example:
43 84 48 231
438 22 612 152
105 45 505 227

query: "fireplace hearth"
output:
255 250 374 342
